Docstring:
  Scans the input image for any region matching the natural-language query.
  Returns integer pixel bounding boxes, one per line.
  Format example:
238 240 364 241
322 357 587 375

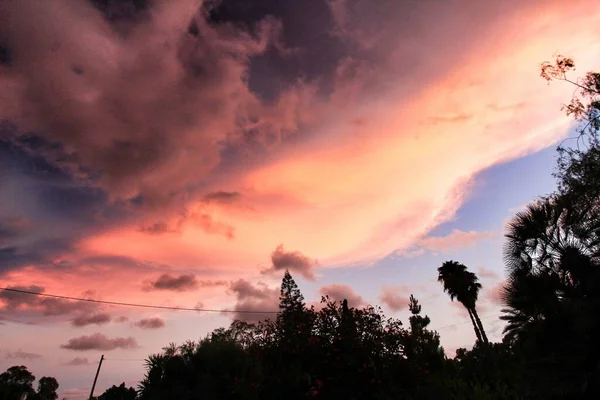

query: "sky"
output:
1 0 600 397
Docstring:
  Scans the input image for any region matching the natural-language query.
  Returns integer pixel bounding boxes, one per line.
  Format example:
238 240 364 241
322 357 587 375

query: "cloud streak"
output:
60 333 138 351
71 312 111 327
134 317 165 329
63 357 90 366
419 230 496 253
145 274 199 292
5 350 42 360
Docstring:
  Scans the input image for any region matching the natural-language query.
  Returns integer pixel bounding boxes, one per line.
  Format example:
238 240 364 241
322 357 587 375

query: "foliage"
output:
542 55 600 207
0 366 59 400
498 56 600 399
135 270 449 400
134 270 532 400
98 383 137 400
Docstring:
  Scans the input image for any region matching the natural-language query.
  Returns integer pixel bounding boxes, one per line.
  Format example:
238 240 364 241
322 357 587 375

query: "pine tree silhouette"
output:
278 269 305 312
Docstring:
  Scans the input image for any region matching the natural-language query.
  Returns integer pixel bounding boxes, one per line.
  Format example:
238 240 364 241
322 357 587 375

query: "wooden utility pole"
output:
88 354 104 400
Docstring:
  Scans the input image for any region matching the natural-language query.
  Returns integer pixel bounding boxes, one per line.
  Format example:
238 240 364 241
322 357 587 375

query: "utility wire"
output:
0 287 503 329
0 287 278 314
432 314 501 331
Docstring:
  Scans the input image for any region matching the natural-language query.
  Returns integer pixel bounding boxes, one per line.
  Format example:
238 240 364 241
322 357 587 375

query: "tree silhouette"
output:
98 382 137 400
278 269 305 311
437 261 488 344
37 377 59 400
0 366 60 400
501 188 600 397
404 295 445 375
0 365 36 400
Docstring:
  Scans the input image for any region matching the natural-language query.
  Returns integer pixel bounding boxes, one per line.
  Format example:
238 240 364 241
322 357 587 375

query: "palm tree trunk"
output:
467 308 483 343
471 307 489 344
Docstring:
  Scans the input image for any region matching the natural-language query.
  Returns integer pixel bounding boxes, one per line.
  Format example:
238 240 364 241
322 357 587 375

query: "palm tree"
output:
437 260 488 344
502 197 600 338
502 196 600 396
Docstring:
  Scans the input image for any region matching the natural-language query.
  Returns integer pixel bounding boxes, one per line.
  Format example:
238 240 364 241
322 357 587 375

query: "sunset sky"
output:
1 0 600 398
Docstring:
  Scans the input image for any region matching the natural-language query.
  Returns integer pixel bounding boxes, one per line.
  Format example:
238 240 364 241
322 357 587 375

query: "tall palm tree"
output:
437 260 488 344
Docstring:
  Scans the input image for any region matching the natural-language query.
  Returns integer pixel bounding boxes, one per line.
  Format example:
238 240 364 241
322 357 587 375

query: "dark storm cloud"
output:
0 217 32 242
88 0 152 26
206 0 348 100
261 244 317 280
0 240 74 273
61 333 138 351
0 138 133 273
0 0 289 204
0 44 11 65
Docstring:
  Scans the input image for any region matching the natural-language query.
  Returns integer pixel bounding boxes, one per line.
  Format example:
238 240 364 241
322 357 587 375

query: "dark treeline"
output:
2 56 600 400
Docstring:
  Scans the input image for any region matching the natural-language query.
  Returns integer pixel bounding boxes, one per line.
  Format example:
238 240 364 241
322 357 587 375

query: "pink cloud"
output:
483 281 507 306
63 357 90 366
379 286 410 312
448 299 490 319
419 230 496 253
319 284 364 308
226 279 279 322
261 245 317 281
477 266 500 280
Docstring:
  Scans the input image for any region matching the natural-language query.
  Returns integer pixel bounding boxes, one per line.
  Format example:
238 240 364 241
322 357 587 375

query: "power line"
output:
0 287 278 314
432 313 501 331
0 287 503 329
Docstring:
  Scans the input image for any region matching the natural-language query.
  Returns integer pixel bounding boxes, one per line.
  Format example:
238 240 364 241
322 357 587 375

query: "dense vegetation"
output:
1 57 599 400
